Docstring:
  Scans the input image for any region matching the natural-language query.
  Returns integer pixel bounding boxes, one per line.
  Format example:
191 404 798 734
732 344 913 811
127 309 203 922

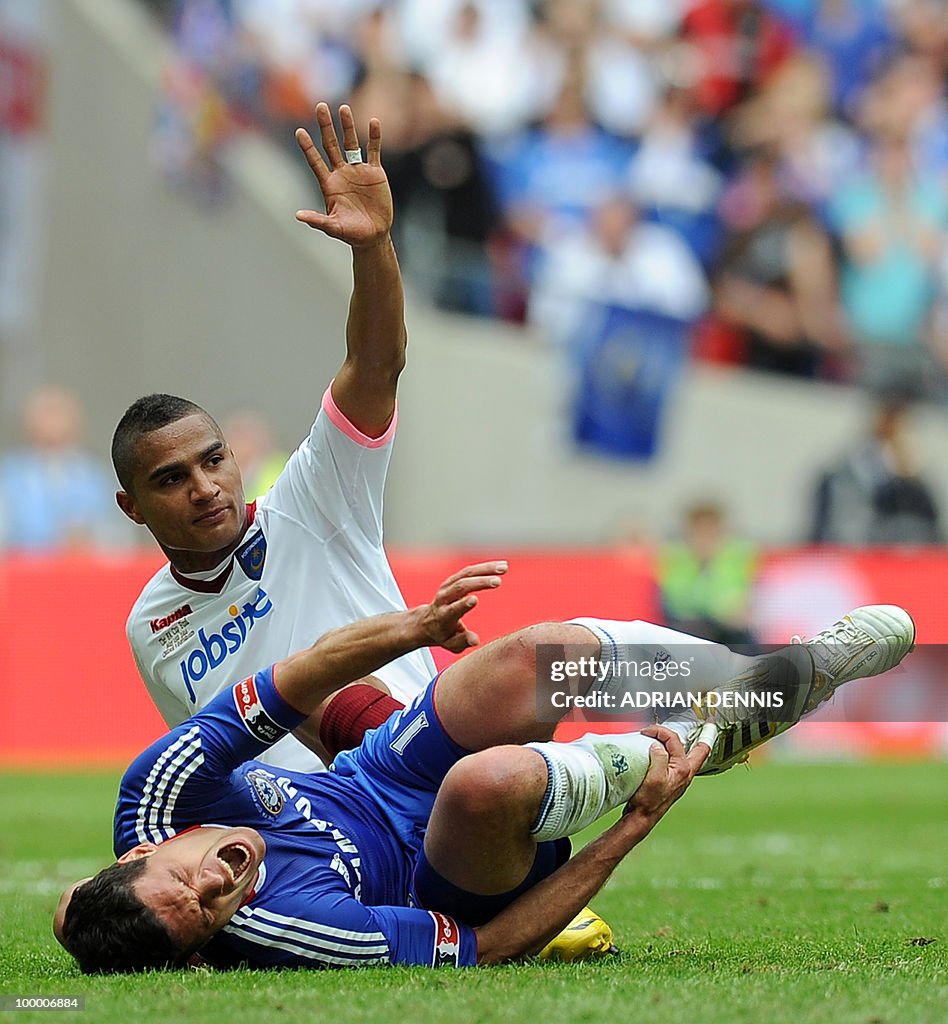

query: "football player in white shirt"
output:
113 103 433 774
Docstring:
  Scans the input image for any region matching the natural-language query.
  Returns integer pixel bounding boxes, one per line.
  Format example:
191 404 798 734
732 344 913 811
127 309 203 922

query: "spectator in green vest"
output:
659 501 758 646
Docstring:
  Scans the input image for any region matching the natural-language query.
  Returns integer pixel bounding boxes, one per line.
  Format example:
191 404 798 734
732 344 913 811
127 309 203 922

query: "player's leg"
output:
421 618 678 908
416 604 916 934
310 605 915 769
415 736 665 927
434 601 916 796
428 618 740 856
433 617 740 750
415 725 678 919
418 744 554 907
293 615 669 766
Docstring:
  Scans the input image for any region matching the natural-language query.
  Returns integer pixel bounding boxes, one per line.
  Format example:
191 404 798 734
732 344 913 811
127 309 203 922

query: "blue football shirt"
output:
113 667 477 969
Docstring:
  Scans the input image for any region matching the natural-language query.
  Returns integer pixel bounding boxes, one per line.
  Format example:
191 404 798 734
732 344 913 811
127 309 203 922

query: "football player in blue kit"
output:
55 564 914 973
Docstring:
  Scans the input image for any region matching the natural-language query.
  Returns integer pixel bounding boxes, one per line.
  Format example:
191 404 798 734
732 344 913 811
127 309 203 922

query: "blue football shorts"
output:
331 677 570 925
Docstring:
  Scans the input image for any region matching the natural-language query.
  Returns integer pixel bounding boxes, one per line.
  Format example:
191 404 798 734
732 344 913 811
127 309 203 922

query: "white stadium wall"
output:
23 0 948 546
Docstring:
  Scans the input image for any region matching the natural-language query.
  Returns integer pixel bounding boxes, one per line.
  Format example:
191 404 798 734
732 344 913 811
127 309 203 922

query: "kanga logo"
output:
246 769 284 815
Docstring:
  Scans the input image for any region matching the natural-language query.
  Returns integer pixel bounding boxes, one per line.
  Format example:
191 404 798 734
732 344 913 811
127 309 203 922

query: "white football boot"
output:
791 605 916 715
669 605 915 775
663 644 816 775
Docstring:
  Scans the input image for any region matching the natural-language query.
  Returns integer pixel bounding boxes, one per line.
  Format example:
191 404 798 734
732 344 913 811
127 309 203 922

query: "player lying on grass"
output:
54 564 914 973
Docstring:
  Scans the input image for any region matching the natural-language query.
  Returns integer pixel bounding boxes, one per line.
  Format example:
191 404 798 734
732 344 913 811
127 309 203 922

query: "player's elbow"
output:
473 925 506 965
382 340 407 382
473 923 536 966
342 341 407 392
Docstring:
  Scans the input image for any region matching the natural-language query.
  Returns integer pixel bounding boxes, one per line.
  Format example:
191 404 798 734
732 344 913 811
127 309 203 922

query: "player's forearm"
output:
348 234 406 365
473 810 658 965
335 236 407 435
274 608 424 717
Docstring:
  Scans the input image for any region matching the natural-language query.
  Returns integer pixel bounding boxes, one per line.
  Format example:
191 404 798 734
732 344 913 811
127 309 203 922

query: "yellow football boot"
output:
537 907 618 962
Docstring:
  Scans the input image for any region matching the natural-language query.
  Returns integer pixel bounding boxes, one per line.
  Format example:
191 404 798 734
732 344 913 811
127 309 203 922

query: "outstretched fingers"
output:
422 561 508 653
293 101 393 242
438 573 504 605
338 104 361 157
440 561 508 588
295 103 363 179
366 117 382 166
316 101 345 168
295 127 329 185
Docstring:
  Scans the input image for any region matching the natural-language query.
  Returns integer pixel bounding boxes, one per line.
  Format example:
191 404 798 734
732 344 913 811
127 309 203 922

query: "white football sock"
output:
527 731 658 841
567 617 750 702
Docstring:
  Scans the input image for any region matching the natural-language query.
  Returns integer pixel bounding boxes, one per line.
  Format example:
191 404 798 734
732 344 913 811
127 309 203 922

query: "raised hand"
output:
295 102 393 247
420 561 508 654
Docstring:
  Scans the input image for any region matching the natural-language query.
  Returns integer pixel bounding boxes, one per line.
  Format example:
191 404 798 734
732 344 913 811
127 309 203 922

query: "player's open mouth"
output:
217 841 253 883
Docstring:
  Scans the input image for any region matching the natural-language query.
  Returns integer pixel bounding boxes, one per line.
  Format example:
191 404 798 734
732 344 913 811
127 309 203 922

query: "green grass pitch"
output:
1 761 945 1024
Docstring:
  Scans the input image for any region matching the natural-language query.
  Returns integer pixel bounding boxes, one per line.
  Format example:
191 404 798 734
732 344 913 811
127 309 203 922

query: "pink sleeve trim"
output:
321 384 397 449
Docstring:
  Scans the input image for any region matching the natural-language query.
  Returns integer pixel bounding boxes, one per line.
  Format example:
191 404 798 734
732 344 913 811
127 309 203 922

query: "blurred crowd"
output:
6 1 946 552
144 0 948 395
1 381 938 557
0 386 125 550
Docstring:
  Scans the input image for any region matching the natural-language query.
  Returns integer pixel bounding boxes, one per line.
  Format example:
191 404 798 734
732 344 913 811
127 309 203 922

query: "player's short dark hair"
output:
61 858 190 974
111 394 216 491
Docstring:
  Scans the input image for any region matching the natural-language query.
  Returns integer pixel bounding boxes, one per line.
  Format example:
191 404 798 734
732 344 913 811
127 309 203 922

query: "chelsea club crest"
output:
246 769 284 815
237 529 267 580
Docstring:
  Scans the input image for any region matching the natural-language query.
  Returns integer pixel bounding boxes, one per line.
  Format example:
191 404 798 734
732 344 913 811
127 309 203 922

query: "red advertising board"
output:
0 548 944 766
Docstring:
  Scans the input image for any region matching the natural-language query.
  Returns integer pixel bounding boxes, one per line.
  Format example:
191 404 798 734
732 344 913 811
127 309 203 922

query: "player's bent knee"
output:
517 621 576 651
438 746 544 826
496 622 579 675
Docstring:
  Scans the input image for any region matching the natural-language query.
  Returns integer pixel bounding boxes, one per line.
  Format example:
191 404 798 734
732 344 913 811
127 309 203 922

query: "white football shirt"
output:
126 387 436 772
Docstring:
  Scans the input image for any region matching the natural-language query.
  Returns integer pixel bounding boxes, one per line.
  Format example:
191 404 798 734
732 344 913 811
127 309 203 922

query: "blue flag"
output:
572 305 689 460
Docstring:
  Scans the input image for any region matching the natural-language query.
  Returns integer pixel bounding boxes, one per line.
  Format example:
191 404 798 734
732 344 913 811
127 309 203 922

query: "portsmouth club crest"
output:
237 529 267 581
